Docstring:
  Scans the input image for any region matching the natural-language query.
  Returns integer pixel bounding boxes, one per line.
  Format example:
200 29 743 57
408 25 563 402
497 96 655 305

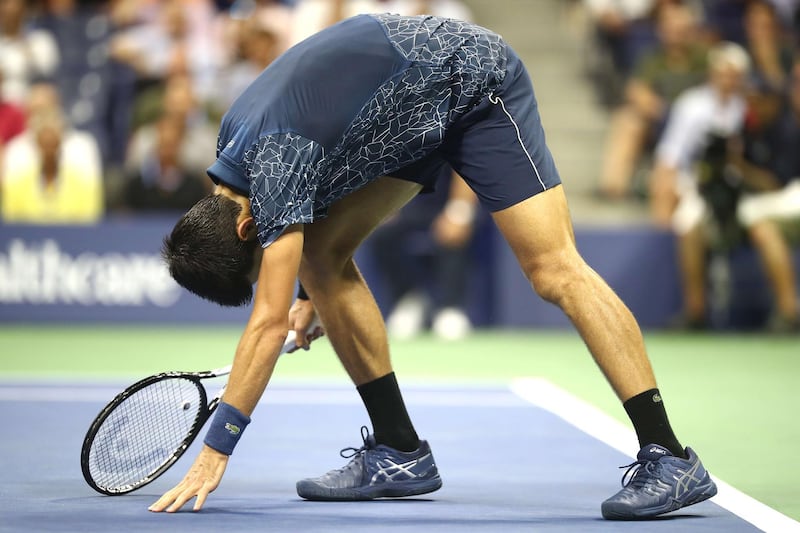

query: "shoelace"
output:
339 425 372 459
618 459 663 488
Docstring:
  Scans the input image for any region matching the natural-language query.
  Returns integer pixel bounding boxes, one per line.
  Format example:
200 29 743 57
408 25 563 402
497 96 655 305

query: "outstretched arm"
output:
149 225 305 513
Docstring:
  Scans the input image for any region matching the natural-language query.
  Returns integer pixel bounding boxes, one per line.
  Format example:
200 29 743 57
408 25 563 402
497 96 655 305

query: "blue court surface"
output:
0 379 795 533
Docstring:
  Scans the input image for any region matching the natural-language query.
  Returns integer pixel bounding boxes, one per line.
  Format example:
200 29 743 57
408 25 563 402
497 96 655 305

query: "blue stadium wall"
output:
0 218 794 329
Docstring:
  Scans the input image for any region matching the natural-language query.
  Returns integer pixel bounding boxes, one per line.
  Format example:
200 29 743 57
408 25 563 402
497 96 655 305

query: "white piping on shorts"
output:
488 92 547 191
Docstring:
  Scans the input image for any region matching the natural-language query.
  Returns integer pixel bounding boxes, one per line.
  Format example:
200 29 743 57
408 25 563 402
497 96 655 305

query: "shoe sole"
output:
601 481 718 520
297 476 443 501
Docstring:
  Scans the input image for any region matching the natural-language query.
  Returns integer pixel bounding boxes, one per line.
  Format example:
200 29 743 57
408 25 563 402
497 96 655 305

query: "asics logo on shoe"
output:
673 460 703 498
649 446 667 455
369 453 431 485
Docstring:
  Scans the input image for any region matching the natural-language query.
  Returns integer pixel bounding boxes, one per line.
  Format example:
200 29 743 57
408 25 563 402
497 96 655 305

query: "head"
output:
161 73 197 119
31 111 64 161
655 2 696 51
25 82 62 119
745 0 779 44
708 41 750 97
241 19 280 69
161 187 260 307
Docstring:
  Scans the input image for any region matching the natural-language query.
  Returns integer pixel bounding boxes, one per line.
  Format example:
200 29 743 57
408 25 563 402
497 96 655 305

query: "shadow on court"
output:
0 382 758 532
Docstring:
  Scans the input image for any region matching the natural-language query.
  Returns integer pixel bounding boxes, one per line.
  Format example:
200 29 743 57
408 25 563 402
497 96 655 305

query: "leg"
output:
677 224 709 326
748 219 798 326
295 176 443 501
441 46 714 518
491 185 655 401
492 186 717 519
300 176 421 385
599 106 650 199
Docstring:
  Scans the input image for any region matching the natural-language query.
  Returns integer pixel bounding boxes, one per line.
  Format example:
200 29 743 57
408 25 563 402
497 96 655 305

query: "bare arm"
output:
222 225 304 414
149 225 305 513
626 79 665 121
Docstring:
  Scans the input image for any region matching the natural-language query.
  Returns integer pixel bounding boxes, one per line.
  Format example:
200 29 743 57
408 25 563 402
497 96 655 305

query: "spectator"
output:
597 1 708 200
219 0 295 57
119 113 209 212
732 62 800 330
129 72 218 164
0 0 60 106
649 42 798 331
369 169 479 340
107 72 217 211
742 0 795 92
1 88 104 223
582 0 661 107
110 0 222 105
216 17 282 109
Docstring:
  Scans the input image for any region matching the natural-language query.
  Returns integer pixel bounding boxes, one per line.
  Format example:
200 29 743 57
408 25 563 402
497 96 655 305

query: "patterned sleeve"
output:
246 133 326 247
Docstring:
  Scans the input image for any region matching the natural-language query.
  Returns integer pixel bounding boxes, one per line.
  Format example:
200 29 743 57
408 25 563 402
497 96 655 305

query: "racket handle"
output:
282 316 323 354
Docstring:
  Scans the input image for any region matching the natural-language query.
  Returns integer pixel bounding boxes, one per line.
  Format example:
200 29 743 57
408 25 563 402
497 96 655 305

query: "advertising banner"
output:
0 218 250 323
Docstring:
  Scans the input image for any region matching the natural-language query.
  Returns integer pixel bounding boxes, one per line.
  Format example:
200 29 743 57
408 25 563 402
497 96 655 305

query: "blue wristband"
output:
204 402 251 455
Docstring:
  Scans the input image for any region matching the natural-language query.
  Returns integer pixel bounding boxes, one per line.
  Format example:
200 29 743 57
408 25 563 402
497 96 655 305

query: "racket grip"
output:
281 316 323 354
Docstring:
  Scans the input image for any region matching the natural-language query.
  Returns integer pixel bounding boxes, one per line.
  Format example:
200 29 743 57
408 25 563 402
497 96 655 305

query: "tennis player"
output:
153 14 717 519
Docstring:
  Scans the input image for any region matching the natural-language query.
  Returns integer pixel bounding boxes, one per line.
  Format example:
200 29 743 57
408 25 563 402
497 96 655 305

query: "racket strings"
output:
87 377 204 492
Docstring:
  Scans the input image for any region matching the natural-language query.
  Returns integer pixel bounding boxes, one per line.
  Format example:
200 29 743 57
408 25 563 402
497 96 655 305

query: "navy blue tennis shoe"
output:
602 444 717 520
296 427 442 501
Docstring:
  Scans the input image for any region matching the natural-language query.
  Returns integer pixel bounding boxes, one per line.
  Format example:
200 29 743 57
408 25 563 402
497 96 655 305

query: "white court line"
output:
0 384 527 407
510 376 800 533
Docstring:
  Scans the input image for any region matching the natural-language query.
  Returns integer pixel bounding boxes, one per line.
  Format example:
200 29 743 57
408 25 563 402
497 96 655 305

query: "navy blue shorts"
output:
391 47 562 212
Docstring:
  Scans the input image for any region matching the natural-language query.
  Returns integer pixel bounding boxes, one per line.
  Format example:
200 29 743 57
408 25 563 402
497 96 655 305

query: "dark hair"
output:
162 194 259 307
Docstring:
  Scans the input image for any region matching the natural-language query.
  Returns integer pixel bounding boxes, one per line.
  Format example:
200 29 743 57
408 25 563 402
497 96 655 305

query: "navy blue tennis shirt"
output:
207 13 507 246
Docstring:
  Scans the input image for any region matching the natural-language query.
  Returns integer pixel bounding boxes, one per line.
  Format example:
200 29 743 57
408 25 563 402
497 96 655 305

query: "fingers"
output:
287 325 324 353
148 480 214 513
148 477 209 512
148 447 226 513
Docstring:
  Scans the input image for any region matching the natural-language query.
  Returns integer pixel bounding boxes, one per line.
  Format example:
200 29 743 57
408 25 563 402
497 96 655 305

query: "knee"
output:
747 219 779 247
524 253 589 306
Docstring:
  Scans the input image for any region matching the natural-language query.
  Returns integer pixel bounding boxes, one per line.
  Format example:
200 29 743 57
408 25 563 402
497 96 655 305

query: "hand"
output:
148 445 229 513
288 298 325 352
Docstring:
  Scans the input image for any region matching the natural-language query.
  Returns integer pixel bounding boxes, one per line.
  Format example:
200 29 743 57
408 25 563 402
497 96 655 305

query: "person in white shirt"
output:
650 41 798 331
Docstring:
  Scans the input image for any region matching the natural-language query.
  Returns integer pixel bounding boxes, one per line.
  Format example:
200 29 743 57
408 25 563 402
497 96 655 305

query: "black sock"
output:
623 388 687 459
357 372 419 452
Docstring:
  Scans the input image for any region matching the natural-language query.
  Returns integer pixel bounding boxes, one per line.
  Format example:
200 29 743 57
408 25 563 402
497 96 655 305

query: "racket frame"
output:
80 322 319 496
80 366 231 496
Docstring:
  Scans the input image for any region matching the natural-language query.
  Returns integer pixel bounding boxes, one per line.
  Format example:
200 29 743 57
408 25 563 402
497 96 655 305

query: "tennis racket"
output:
81 320 322 496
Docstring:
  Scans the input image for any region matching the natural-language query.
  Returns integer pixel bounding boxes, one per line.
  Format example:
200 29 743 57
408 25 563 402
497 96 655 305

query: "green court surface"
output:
1 326 798 521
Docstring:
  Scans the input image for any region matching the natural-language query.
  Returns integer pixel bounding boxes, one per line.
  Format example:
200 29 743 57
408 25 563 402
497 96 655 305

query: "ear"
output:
236 216 257 241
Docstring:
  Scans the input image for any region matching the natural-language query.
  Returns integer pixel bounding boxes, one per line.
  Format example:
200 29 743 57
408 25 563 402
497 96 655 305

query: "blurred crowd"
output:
584 0 800 331
0 0 471 224
2 0 796 331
